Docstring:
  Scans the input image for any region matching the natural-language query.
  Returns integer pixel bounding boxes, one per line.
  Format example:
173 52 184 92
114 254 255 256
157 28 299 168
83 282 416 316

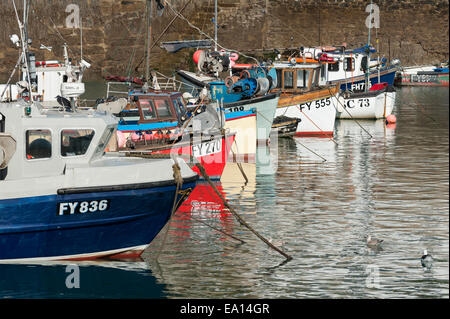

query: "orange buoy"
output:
386 114 397 124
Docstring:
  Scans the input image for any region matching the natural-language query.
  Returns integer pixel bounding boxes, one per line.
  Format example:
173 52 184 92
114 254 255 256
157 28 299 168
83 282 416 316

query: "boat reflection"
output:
335 118 397 144
0 261 165 298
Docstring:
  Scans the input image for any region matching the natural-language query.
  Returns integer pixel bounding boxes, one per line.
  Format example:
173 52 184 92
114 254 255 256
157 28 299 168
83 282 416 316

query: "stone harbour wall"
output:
0 0 448 81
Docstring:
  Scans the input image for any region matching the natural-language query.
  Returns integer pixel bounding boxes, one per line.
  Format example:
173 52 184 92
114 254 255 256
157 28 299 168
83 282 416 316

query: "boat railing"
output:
153 71 198 95
106 82 131 98
105 73 199 99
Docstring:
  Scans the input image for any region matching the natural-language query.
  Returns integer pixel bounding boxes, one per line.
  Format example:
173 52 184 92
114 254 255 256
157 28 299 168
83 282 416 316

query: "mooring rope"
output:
163 0 267 75
294 104 339 145
124 149 291 261
155 162 184 260
293 139 327 162
328 88 374 139
194 162 293 261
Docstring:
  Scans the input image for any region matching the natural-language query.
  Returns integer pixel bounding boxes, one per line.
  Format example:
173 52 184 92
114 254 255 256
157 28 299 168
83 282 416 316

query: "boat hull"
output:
0 179 197 262
177 70 280 143
224 110 257 162
394 71 449 87
332 67 397 91
116 131 235 180
274 87 339 137
337 88 396 119
150 133 236 179
223 93 280 144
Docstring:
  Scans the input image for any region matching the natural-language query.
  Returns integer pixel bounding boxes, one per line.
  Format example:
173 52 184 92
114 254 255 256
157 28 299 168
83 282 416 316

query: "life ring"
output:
229 52 239 61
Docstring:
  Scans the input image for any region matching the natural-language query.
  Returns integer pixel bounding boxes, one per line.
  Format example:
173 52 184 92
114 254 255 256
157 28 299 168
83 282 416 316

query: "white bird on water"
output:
366 235 383 248
421 249 433 268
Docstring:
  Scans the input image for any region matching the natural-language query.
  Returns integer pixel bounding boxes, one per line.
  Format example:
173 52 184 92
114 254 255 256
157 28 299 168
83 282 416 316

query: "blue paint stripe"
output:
117 121 178 131
224 110 254 120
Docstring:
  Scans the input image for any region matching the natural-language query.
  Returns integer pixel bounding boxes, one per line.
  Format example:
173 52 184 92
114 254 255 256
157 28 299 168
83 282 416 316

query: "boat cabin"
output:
270 62 326 94
0 101 117 181
299 46 382 85
117 91 187 130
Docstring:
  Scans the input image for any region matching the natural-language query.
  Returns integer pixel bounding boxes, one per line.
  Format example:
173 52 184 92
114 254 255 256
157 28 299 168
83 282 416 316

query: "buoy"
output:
193 50 203 65
386 114 397 124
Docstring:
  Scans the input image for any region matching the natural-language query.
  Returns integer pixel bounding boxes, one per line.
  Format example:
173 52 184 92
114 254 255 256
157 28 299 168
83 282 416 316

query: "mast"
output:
214 0 218 51
145 0 153 87
20 0 33 100
365 0 373 92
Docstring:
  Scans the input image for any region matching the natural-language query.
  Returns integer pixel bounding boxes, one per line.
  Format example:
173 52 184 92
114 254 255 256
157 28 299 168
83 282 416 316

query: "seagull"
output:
421 249 433 268
367 235 383 248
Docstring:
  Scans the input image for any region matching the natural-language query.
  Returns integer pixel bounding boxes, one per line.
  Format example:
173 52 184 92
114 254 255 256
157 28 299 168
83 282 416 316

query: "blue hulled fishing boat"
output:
0 1 198 262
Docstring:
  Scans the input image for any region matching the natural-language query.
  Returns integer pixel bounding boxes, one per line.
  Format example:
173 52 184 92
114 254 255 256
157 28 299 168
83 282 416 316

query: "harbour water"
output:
0 86 448 298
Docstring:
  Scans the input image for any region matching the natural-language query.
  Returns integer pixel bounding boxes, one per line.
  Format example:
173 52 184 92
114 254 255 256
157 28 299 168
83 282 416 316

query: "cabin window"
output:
320 64 326 81
283 71 294 89
139 99 157 120
344 58 355 72
296 70 310 88
276 69 282 88
26 129 52 160
172 99 183 116
154 99 172 118
177 97 186 114
61 129 95 157
361 56 368 71
92 127 115 160
313 69 319 87
328 62 339 72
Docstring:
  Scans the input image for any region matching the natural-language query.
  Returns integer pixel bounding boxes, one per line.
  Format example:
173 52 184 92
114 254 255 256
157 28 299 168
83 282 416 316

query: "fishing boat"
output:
336 82 396 119
268 61 340 137
299 45 399 92
286 45 397 120
104 88 236 179
0 99 199 262
0 1 198 262
176 52 280 149
394 63 449 87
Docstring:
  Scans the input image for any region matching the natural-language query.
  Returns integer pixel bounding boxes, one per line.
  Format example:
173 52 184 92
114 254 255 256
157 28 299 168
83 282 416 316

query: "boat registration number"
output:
192 140 222 157
58 200 110 215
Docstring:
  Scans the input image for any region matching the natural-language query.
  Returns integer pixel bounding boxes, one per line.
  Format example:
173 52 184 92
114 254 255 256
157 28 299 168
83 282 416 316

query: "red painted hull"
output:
155 134 236 179
294 131 334 138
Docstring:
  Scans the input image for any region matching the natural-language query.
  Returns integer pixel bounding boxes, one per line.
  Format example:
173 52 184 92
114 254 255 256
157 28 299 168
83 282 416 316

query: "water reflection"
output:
1 86 447 299
0 261 165 298
142 88 448 298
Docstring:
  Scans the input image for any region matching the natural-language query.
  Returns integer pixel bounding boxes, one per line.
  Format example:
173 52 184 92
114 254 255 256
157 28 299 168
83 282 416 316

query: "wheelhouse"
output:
0 101 117 181
117 91 187 128
270 63 324 94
